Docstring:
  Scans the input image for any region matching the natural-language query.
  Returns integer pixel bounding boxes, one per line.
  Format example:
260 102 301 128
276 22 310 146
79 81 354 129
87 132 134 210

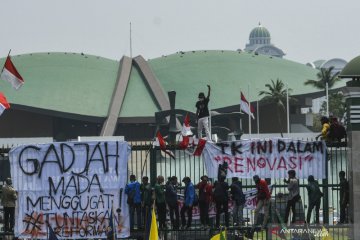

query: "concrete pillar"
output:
343 84 360 239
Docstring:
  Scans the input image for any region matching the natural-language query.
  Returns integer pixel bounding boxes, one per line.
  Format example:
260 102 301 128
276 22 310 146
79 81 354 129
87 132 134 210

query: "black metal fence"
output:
127 141 351 240
0 140 351 239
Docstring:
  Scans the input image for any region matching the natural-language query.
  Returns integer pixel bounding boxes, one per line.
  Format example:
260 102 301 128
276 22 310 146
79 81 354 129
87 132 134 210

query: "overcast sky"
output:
1 0 359 64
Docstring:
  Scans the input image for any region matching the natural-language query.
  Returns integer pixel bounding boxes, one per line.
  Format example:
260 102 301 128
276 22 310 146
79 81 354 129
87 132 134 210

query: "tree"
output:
304 66 341 91
259 78 296 137
319 92 345 118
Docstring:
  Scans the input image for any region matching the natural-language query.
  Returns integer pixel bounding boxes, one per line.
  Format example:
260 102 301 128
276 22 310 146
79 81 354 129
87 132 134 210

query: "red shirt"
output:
256 179 271 200
197 181 213 203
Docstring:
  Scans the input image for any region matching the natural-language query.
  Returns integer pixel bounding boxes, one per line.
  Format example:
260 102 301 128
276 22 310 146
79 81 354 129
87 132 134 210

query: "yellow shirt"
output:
321 123 330 140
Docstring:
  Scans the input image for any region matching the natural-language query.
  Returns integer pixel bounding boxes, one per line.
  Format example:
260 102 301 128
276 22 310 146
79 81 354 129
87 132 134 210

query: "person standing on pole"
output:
196 85 211 140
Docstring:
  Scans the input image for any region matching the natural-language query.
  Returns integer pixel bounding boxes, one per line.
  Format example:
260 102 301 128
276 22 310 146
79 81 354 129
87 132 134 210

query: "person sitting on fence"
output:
328 116 347 143
197 175 213 230
306 175 323 224
140 176 152 230
213 176 230 229
154 175 167 229
1 178 17 233
125 174 142 230
253 175 271 229
181 177 195 229
332 171 350 224
166 176 180 229
230 177 246 226
316 116 330 142
284 170 301 225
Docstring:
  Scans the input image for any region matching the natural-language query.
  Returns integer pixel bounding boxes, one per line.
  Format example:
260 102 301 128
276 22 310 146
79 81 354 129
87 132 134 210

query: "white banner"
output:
202 138 326 179
9 141 131 239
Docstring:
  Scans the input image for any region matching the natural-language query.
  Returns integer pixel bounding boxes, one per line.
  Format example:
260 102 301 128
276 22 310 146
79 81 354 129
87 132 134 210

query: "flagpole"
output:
248 85 251 138
326 82 329 117
257 100 259 136
1 49 11 73
130 22 133 58
239 90 242 136
286 83 290 135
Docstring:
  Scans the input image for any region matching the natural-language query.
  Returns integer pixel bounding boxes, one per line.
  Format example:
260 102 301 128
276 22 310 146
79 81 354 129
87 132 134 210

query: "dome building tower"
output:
244 23 285 58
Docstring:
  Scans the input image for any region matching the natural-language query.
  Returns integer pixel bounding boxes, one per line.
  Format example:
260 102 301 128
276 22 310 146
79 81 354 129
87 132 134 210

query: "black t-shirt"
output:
196 98 210 119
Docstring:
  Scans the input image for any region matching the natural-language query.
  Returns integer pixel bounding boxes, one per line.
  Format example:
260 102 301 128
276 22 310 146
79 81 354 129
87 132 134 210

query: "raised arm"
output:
207 85 211 99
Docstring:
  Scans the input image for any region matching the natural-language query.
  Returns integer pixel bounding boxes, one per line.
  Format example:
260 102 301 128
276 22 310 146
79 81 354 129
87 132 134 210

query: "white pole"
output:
240 91 242 133
257 100 260 136
130 22 133 58
248 85 251 137
209 105 212 141
286 84 290 135
326 82 329 117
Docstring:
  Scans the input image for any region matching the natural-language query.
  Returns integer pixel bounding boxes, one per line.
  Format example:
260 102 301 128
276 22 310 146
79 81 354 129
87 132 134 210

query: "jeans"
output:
4 207 15 232
197 117 211 140
307 199 320 224
233 203 244 225
285 195 301 224
156 202 167 228
129 203 142 230
215 201 229 227
199 201 210 225
181 205 193 227
169 204 180 229
254 199 270 227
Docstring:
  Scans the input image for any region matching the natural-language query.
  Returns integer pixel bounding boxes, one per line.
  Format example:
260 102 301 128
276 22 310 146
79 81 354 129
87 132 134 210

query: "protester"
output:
125 174 142 230
284 170 301 224
196 84 211 140
316 116 330 142
253 175 271 229
165 176 180 229
140 176 152 229
328 116 347 142
332 171 350 224
154 175 167 229
181 177 195 229
1 178 17 233
213 176 230 228
197 175 213 229
230 177 245 226
306 175 323 224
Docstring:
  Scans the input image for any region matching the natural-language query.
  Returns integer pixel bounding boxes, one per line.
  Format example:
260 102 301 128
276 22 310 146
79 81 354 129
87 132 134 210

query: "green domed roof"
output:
339 55 360 78
249 24 271 39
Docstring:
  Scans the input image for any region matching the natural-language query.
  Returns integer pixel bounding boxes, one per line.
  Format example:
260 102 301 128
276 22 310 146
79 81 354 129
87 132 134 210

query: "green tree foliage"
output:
304 66 341 92
259 78 296 137
319 92 345 118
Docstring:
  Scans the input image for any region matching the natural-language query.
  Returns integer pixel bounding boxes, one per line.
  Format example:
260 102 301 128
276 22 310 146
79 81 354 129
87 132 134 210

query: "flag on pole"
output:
0 92 10 116
193 138 207 156
240 92 255 119
210 229 226 240
155 131 175 159
107 208 117 240
149 207 159 240
1 56 24 90
181 113 193 136
48 225 59 240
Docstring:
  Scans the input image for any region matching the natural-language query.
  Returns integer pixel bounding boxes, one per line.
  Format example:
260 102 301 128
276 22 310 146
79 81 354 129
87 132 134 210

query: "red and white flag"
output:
240 92 255 119
155 131 175 159
181 113 193 136
0 92 10 116
1 56 24 90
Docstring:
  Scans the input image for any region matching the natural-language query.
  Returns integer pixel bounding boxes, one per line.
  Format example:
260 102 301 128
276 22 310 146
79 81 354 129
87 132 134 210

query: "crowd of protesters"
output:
125 169 350 232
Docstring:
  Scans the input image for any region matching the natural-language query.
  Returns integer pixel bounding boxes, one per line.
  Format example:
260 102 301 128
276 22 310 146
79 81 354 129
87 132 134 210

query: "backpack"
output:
328 122 346 142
